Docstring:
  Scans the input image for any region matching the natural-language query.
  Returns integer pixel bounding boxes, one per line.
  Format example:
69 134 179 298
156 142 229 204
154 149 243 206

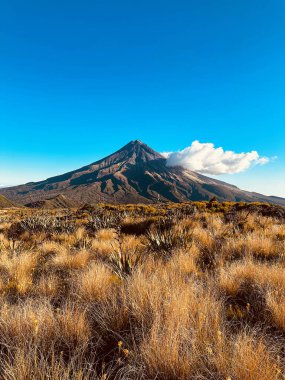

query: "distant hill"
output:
25 194 77 209
1 140 285 206
0 195 19 209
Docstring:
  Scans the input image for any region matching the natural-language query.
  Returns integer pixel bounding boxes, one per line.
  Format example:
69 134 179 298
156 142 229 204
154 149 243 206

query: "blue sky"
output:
1 0 285 196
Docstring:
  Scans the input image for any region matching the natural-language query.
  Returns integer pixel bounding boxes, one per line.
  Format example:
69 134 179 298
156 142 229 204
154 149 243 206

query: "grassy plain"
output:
0 201 284 379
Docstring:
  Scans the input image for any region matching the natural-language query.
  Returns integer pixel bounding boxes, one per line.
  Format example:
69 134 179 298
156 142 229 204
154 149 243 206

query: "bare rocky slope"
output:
1 140 285 206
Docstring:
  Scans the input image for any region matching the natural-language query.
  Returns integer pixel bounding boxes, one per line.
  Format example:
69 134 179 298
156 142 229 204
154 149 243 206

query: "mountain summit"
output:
1 140 285 206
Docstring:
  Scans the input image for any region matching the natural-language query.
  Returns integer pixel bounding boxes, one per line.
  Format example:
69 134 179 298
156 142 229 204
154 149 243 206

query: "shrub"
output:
85 213 122 233
9 215 76 236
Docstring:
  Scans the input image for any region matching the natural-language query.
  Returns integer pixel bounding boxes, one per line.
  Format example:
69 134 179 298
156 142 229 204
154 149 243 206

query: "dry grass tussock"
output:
0 202 284 379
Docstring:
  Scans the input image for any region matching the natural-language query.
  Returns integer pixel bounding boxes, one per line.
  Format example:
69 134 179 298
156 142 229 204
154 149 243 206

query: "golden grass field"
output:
0 201 285 379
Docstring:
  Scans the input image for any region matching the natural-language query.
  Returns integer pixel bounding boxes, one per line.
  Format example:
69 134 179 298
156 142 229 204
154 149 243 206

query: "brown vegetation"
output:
0 201 284 379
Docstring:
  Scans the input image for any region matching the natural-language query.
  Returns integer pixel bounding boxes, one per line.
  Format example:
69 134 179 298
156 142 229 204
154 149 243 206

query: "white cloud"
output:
163 140 269 175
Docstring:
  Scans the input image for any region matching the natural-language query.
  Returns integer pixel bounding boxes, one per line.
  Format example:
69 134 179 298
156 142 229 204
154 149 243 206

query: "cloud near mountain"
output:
163 140 269 175
1 140 282 206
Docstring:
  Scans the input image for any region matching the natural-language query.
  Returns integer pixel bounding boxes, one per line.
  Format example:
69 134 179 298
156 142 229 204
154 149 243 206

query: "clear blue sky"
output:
1 0 285 196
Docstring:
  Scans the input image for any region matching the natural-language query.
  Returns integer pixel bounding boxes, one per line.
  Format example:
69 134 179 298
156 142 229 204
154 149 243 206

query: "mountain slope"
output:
0 195 19 209
1 140 285 206
25 194 77 209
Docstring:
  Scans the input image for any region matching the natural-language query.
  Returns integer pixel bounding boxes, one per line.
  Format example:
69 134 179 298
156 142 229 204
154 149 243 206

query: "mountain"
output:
1 140 285 206
0 195 19 209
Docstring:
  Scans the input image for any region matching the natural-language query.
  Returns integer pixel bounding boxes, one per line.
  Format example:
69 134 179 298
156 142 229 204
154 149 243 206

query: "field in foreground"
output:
0 202 285 379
